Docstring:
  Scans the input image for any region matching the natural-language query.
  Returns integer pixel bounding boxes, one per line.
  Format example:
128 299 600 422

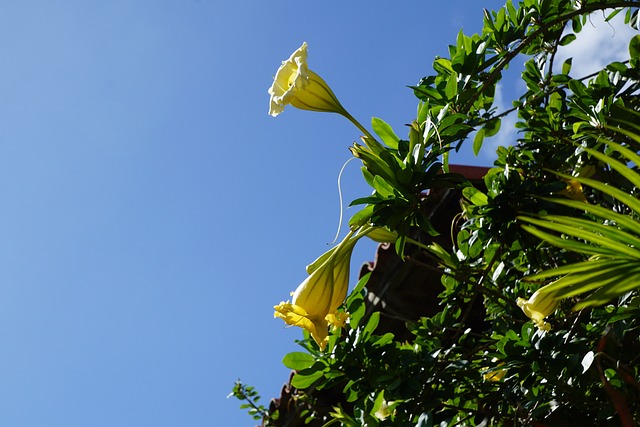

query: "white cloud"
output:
555 11 638 77
471 13 637 161
480 82 520 160
483 13 637 159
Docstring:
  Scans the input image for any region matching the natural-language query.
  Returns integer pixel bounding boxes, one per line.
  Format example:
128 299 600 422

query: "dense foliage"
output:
234 0 640 425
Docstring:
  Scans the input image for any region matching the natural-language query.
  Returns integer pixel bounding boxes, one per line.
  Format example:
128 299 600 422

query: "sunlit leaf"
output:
371 117 400 150
282 352 315 370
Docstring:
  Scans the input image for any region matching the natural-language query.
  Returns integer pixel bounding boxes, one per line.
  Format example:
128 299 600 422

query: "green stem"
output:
342 110 380 148
405 237 433 252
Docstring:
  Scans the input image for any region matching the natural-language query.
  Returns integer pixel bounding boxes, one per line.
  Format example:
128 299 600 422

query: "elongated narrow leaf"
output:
580 143 640 193
519 217 640 259
536 197 640 234
538 215 640 249
575 265 640 308
558 173 640 216
552 262 632 299
521 224 616 256
525 258 623 281
603 134 640 167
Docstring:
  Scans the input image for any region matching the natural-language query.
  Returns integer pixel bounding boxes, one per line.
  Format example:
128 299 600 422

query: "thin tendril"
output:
330 157 358 245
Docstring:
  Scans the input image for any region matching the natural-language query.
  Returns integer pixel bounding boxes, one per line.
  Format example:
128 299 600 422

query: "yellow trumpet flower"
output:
482 359 507 382
516 288 559 331
268 42 347 117
274 228 373 350
557 178 588 203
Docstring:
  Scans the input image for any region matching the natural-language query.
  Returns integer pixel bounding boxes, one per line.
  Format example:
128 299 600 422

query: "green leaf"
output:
473 128 485 155
562 58 572 75
347 294 365 329
525 258 625 282
484 117 501 137
587 145 640 190
362 311 380 339
282 352 315 370
559 33 576 46
606 8 622 22
520 217 640 260
372 175 396 198
549 91 563 112
395 233 406 259
535 196 640 235
537 215 640 249
552 74 571 84
371 117 399 150
350 144 397 183
433 57 454 75
520 224 613 257
350 272 370 297
462 186 488 206
543 261 632 299
372 332 394 347
445 73 458 100
576 265 640 308
562 173 640 216
417 101 430 123
291 370 324 389
629 34 640 59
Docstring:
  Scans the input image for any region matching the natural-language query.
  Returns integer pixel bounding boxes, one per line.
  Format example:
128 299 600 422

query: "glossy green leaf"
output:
462 186 488 206
371 117 400 150
629 34 640 59
362 311 380 339
473 128 485 155
559 33 576 46
562 57 572 75
484 117 501 137
372 175 395 198
282 352 315 370
445 73 458 100
291 370 324 389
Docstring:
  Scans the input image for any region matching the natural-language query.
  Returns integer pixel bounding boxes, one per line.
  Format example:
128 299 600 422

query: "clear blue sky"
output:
7 1 631 426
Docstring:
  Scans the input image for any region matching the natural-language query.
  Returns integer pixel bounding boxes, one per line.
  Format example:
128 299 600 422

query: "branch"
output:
462 1 640 114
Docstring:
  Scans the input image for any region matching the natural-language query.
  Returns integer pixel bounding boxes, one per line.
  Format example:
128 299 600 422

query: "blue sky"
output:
0 1 632 426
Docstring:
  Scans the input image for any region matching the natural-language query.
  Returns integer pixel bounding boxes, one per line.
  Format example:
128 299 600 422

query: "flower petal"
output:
274 301 329 350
